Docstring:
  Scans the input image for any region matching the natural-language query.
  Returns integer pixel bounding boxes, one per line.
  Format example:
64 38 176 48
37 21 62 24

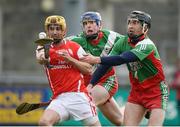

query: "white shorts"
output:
46 92 98 124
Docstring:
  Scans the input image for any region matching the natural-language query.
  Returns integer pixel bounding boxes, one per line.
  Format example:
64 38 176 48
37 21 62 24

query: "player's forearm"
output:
90 51 138 86
100 51 138 65
68 57 92 74
90 64 111 85
76 62 92 74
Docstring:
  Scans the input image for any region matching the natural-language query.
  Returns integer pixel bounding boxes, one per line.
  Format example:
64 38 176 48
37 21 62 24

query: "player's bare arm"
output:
71 59 92 74
57 50 93 74
81 54 101 64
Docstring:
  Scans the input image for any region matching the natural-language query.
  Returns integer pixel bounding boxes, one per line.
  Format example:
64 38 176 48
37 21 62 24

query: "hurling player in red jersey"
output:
36 15 101 126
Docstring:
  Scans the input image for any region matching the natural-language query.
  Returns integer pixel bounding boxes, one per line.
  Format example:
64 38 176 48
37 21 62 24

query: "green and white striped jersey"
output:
67 29 124 57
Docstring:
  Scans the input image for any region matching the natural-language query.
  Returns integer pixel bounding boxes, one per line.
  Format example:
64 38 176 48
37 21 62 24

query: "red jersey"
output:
45 40 87 98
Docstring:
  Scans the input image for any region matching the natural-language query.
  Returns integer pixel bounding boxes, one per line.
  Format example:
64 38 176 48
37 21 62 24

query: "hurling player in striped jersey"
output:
67 11 124 125
82 10 169 126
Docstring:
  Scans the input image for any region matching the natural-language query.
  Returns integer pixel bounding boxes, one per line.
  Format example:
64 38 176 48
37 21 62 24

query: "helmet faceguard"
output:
80 11 102 40
81 11 102 27
128 10 151 29
44 15 66 43
44 15 66 32
127 11 151 44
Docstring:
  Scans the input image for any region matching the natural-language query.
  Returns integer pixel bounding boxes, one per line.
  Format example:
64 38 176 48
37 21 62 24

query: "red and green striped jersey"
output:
68 29 123 57
67 29 124 85
110 35 165 89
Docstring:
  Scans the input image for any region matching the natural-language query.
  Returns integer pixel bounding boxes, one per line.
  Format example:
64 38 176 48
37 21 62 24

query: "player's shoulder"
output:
101 29 117 34
135 37 156 52
65 39 81 47
65 35 77 40
137 37 155 46
66 33 85 44
116 35 128 43
101 29 124 38
66 35 83 40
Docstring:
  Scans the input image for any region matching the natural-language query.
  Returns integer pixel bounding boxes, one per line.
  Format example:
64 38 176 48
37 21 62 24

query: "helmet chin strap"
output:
85 32 99 41
53 39 62 44
128 33 145 44
52 33 65 44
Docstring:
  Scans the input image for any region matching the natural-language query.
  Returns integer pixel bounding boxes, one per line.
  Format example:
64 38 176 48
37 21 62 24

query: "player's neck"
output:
89 31 103 45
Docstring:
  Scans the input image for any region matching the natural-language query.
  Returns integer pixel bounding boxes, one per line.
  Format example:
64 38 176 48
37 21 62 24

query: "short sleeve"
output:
77 46 87 59
130 39 154 61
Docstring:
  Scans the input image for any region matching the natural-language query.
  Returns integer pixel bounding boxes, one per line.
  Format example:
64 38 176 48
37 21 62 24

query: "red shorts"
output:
128 81 169 110
96 75 118 98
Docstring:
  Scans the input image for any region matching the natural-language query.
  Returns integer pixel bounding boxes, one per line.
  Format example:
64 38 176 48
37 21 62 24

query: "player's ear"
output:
98 21 102 30
143 24 148 34
63 28 67 37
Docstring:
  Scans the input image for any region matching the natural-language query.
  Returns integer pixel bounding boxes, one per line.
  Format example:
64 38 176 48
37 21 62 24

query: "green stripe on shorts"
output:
160 81 169 110
102 75 116 92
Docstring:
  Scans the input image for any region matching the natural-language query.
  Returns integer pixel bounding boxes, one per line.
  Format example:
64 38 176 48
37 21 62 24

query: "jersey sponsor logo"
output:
51 60 73 69
51 64 72 69
57 60 66 64
129 61 143 71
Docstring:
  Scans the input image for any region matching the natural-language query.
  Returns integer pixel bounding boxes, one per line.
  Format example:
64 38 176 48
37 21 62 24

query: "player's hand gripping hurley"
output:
16 101 50 115
35 32 53 68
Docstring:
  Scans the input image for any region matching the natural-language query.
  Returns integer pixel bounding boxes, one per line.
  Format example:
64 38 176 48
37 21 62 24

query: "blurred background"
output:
0 0 180 126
